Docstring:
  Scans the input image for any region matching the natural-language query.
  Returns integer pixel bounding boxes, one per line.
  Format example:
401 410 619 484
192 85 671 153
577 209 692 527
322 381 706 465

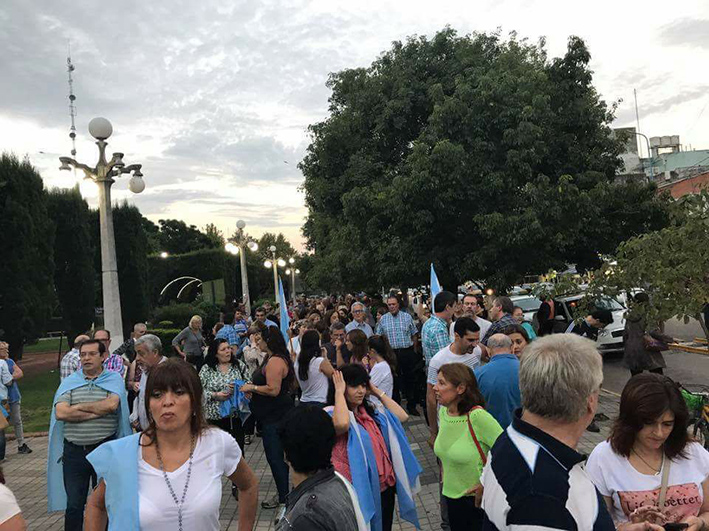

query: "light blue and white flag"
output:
430 263 442 308
278 277 290 342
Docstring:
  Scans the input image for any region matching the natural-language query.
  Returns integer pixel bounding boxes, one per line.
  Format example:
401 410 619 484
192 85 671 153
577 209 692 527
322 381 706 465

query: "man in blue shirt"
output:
345 302 373 338
474 334 520 428
255 307 278 329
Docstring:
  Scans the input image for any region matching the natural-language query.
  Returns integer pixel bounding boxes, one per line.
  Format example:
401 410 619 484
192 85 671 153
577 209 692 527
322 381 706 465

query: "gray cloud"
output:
658 18 709 49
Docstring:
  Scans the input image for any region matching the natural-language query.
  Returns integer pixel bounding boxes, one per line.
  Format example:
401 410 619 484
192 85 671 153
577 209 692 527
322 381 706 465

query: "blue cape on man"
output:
46 369 131 512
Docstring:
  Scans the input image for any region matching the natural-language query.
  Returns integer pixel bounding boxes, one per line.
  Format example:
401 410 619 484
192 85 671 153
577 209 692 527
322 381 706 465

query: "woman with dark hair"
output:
328 364 422 531
325 309 341 327
587 373 709 529
295 330 334 408
85 359 258 531
433 363 502 530
199 338 251 452
366 335 396 409
346 329 369 365
502 324 531 358
240 325 295 517
624 293 676 377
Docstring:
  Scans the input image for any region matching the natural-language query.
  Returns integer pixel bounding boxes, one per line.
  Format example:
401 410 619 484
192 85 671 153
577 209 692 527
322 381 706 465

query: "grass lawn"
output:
23 337 68 354
16 369 60 433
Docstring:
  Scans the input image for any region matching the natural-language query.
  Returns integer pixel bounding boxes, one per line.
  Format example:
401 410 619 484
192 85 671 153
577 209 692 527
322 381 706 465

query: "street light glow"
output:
236 219 246 230
288 257 295 264
225 242 239 255
285 269 291 275
269 245 277 253
247 242 258 252
160 251 169 259
277 258 286 267
295 269 300 274
264 260 273 268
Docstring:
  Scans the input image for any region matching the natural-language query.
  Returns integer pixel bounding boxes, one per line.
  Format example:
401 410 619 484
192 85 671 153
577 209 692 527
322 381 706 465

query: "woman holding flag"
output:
327 364 422 531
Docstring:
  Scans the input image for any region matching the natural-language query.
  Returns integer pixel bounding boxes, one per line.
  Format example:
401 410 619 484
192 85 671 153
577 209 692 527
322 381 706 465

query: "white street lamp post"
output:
224 220 258 316
285 264 299 304
59 117 145 347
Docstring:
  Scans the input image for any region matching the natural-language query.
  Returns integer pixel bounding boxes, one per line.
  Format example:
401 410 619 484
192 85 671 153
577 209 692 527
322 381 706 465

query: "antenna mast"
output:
67 44 77 157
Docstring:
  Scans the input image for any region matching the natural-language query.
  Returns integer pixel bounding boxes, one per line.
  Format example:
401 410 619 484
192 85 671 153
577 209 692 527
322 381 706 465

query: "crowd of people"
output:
0 288 707 531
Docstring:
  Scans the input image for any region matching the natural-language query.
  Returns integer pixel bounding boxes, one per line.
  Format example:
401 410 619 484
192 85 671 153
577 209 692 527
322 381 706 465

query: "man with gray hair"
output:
345 302 373 338
129 334 167 431
480 334 616 531
473 334 520 428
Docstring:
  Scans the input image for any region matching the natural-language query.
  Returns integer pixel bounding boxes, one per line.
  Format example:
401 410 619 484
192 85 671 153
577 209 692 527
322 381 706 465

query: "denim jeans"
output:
261 421 290 502
63 437 113 530
0 429 5 460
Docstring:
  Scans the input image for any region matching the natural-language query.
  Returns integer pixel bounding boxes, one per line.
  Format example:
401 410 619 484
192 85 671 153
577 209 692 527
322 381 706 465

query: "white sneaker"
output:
273 504 286 525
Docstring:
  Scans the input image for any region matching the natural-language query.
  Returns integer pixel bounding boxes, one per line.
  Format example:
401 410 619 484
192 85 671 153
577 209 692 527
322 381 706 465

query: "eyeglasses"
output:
79 350 101 357
353 310 364 314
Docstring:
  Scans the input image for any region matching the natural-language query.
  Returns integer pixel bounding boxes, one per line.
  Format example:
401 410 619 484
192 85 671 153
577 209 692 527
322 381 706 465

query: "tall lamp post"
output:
284 258 299 304
264 245 285 302
59 117 145 346
225 219 259 316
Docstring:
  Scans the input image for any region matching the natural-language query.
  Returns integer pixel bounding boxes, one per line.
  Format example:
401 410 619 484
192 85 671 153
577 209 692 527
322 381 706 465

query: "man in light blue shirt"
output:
474 333 521 429
345 302 373 338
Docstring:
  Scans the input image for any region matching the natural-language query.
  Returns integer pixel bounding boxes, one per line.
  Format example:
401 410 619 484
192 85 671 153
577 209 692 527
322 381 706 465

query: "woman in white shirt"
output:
84 359 259 531
0 467 25 531
587 373 709 531
366 335 396 409
295 330 334 408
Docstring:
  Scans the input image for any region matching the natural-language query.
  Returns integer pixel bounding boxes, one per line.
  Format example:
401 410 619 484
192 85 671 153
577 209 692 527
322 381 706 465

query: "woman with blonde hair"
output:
172 315 205 370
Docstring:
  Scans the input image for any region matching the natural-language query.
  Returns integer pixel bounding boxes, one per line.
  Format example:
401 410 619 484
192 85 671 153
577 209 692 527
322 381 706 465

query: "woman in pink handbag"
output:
433 362 503 531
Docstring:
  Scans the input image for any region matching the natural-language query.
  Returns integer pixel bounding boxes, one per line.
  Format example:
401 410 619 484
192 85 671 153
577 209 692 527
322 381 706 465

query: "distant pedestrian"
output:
0 342 31 455
376 295 421 415
422 291 456 366
512 306 537 341
623 293 676 377
172 315 206 369
345 302 374 338
480 297 517 346
449 293 491 363
60 334 90 381
94 329 125 378
566 309 613 340
536 294 556 336
295 330 335 408
112 322 147 363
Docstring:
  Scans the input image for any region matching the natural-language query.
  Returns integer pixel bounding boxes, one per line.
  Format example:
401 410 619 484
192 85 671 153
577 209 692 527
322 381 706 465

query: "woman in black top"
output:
240 325 295 514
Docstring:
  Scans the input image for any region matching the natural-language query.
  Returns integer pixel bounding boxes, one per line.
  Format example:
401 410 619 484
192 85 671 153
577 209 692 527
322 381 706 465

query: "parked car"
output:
509 293 626 355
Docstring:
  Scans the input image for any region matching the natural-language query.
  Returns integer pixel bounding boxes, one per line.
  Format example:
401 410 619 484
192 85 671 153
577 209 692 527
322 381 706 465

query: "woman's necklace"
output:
632 447 664 475
155 433 196 531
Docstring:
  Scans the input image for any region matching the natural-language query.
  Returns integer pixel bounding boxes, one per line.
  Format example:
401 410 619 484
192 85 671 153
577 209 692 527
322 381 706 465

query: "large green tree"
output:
0 153 55 358
47 186 96 343
156 219 217 255
591 190 709 341
300 29 669 292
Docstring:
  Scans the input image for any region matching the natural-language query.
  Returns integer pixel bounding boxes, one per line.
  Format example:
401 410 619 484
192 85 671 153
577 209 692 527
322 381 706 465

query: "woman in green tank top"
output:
433 362 503 531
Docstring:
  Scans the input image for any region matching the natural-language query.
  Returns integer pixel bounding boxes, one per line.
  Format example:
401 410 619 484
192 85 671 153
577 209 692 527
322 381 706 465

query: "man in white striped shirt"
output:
481 334 658 531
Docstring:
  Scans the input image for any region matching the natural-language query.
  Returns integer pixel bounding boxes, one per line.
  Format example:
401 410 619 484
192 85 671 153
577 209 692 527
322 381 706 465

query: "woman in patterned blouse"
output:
199 338 251 452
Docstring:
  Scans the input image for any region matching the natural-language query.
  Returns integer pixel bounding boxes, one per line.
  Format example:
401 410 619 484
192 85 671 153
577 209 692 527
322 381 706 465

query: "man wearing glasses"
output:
47 339 131 529
345 302 373 338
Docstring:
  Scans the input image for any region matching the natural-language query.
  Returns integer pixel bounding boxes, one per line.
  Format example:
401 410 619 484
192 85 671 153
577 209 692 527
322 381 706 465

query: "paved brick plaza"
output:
4 390 619 530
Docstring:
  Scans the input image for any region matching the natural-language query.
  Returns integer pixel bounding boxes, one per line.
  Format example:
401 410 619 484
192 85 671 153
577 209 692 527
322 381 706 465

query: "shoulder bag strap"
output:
466 406 487 465
657 456 671 509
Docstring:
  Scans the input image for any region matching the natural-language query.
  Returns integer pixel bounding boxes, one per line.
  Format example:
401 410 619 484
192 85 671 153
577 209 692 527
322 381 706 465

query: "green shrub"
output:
148 328 181 354
158 320 174 328
152 303 200 329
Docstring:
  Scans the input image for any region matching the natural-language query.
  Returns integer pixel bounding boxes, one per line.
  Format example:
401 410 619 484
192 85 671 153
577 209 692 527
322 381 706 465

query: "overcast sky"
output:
1 0 708 249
